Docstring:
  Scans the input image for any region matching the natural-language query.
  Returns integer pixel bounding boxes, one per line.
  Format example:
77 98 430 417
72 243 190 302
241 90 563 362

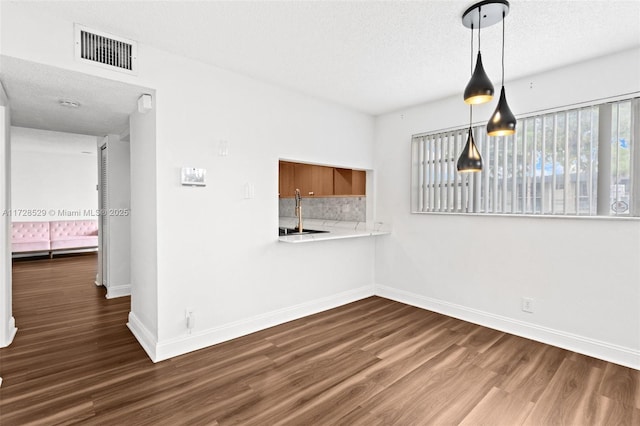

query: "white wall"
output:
374 48 640 369
128 98 159 349
148 44 376 360
1 3 377 361
11 127 98 221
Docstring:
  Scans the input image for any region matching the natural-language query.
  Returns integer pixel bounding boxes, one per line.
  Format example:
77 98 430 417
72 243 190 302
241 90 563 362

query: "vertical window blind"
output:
411 97 640 217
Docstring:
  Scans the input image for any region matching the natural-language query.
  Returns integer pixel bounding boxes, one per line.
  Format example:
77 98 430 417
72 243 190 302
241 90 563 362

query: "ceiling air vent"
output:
74 24 138 75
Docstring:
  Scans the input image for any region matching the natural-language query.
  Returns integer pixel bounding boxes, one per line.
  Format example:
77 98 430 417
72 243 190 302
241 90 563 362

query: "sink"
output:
279 227 329 236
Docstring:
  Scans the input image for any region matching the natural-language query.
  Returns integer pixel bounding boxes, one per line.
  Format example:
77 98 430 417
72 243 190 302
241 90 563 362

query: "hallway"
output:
0 253 143 423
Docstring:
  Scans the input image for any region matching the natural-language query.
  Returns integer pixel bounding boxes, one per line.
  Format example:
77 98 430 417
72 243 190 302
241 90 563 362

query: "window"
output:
411 98 640 217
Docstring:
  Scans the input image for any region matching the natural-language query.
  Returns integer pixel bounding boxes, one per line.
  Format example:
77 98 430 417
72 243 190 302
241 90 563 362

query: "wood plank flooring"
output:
1 253 639 425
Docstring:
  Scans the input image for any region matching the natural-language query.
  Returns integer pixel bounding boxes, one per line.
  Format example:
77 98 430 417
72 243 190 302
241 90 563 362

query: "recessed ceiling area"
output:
2 1 639 115
0 56 152 137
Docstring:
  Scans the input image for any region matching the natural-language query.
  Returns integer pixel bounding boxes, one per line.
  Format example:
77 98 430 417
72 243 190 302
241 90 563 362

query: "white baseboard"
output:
127 312 158 362
152 285 375 362
105 284 131 299
124 282 639 369
375 284 640 370
1 316 17 348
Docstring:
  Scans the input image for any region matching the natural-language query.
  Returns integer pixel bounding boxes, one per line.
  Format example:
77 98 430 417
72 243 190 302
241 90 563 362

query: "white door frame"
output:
0 82 17 348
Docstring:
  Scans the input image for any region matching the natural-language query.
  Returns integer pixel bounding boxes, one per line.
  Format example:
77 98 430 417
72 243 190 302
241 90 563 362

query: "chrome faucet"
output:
295 188 303 232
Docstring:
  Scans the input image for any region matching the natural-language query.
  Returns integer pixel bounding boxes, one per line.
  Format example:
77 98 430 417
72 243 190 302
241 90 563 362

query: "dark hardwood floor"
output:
1 254 639 425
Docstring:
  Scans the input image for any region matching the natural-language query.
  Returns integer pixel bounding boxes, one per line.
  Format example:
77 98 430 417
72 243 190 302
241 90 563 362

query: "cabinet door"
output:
352 170 366 195
293 163 314 196
279 161 296 197
333 168 366 195
313 165 334 196
293 164 334 196
333 168 352 195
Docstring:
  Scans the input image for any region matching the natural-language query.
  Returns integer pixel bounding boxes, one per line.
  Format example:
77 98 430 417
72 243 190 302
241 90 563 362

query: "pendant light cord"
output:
469 22 473 127
477 6 481 52
501 10 505 87
470 23 474 75
469 7 482 126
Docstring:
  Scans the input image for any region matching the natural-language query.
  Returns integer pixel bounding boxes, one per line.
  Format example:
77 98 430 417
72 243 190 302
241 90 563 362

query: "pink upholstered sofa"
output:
11 222 51 253
12 220 98 257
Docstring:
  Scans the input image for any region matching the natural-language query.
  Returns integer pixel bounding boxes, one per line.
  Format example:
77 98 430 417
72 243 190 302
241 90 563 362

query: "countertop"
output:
278 218 390 243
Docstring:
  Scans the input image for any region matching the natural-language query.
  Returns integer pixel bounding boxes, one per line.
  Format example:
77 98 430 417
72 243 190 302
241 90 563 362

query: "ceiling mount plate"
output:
462 0 509 29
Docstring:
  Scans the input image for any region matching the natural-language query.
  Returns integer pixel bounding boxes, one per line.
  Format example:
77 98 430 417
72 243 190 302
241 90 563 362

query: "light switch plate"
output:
244 182 255 199
218 140 229 157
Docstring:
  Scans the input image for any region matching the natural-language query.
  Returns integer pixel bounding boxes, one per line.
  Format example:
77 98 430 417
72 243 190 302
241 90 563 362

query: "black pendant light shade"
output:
464 52 494 105
487 86 516 136
457 128 483 172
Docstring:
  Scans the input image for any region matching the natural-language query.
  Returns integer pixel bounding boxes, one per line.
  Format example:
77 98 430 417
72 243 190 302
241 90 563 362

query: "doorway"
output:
0 55 155 347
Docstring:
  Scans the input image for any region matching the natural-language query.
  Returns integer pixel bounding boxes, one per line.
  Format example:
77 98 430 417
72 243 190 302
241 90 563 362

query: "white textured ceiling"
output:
2 0 640 123
0 56 151 136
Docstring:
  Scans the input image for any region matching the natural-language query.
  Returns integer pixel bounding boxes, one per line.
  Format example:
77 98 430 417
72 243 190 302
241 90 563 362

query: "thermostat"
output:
181 167 206 186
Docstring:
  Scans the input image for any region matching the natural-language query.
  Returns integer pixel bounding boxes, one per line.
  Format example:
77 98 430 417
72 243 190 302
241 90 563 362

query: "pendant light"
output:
463 5 493 105
458 0 511 172
487 10 516 136
457 107 483 172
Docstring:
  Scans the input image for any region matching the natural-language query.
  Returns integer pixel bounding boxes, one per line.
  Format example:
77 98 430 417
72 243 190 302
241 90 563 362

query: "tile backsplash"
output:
279 197 366 222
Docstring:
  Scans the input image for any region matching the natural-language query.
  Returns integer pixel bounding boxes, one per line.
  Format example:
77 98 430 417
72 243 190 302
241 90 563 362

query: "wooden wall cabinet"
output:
334 168 366 196
294 163 334 197
279 161 296 197
279 161 366 198
351 170 366 195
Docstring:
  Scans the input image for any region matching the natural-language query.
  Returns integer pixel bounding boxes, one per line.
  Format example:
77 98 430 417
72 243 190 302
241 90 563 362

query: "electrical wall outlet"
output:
521 297 534 313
